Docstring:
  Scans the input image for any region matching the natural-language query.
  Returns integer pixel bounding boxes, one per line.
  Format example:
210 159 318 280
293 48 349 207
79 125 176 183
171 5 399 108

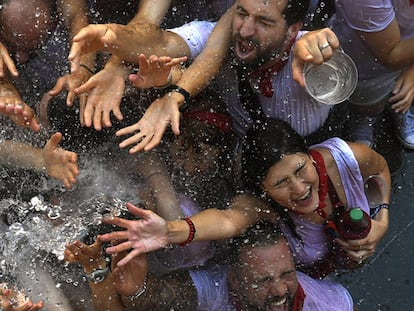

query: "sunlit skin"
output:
232 0 296 70
230 241 298 311
261 153 322 220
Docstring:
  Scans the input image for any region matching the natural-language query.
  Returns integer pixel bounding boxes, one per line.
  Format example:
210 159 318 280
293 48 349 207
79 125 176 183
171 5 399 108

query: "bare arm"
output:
174 4 235 101
100 193 277 267
358 18 414 70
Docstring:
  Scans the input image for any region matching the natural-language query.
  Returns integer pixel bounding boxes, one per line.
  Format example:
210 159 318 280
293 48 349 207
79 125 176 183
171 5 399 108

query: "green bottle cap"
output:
350 208 364 222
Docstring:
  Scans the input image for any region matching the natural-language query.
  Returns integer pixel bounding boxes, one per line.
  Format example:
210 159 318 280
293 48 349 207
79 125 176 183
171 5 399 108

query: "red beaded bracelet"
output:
178 217 196 247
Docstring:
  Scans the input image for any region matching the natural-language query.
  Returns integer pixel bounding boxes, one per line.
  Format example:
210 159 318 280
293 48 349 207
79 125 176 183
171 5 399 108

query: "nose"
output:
289 177 307 194
268 279 287 297
239 16 255 39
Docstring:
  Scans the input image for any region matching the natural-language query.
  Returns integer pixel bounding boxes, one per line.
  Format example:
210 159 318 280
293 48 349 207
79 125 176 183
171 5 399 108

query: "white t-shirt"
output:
331 0 414 106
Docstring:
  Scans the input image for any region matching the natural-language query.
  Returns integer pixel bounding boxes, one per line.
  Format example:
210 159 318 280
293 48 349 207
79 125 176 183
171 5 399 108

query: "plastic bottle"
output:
336 208 372 240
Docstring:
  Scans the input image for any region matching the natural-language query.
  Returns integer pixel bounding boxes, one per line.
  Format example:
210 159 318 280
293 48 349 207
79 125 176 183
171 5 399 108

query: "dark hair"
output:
283 0 310 26
229 221 287 268
241 119 309 195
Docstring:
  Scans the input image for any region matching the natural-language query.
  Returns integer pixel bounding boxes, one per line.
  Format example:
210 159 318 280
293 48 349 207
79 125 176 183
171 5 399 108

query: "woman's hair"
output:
241 119 309 195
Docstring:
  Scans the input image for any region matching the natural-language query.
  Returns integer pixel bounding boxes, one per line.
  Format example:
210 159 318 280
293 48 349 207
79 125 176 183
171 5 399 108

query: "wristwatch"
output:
85 266 109 284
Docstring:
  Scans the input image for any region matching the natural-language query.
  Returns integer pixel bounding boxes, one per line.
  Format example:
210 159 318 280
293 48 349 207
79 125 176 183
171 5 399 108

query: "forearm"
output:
145 173 184 220
175 6 234 97
59 0 95 69
0 140 45 172
129 0 172 26
166 193 274 244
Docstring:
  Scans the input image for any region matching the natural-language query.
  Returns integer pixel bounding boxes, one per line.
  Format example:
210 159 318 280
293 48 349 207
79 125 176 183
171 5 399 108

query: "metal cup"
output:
304 48 358 105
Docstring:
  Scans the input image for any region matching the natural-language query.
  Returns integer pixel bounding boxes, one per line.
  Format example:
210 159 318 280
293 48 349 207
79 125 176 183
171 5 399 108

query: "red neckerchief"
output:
292 283 306 311
248 37 296 97
410 0 414 6
309 150 329 219
182 110 233 133
231 283 306 311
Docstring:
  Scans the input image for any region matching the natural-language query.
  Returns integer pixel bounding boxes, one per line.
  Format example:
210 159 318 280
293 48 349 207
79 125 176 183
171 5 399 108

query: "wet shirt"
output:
217 31 333 137
279 137 369 274
330 0 414 105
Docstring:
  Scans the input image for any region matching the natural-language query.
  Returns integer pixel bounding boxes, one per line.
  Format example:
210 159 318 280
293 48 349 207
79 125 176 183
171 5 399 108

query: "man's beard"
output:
231 34 286 71
238 293 293 311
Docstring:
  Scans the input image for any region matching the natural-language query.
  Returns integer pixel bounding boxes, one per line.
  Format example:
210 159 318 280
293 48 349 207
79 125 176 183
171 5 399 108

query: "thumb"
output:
47 132 63 149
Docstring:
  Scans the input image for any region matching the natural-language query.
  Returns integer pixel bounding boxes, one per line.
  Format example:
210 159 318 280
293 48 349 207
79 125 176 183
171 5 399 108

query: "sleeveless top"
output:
278 137 369 278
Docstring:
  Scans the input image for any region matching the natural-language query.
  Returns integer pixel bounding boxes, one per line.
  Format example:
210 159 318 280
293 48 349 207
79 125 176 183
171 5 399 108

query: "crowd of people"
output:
1 0 411 310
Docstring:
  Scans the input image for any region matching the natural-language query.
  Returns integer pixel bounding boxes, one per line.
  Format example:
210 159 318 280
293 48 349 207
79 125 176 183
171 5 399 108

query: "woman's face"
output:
261 153 320 215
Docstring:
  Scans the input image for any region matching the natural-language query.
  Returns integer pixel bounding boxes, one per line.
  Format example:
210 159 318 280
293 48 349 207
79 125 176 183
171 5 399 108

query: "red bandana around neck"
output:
309 150 329 219
410 0 414 6
248 37 296 97
182 110 233 133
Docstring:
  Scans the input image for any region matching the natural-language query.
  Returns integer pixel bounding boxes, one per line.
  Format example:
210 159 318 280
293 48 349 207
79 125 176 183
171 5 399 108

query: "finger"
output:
83 99 96 128
118 131 146 149
93 109 104 131
74 79 95 95
143 129 163 152
125 202 151 217
79 94 87 126
116 248 144 267
130 134 154 154
66 89 77 107
47 132 63 149
112 105 123 121
48 79 66 96
2 54 18 77
105 241 133 255
101 110 112 128
101 215 131 228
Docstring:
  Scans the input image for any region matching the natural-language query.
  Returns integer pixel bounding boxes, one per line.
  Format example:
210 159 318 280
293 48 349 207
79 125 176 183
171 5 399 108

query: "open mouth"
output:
292 187 313 207
266 295 288 311
235 40 256 60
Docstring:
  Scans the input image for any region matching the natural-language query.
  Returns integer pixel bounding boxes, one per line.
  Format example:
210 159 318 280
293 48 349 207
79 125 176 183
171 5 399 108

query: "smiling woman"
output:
242 118 391 278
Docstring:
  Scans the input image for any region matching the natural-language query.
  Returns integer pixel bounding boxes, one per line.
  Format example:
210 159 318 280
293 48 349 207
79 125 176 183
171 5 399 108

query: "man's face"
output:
231 0 290 69
232 241 298 311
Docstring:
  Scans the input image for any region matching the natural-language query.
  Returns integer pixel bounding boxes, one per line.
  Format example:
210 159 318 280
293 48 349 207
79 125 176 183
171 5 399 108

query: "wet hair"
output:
228 221 287 268
241 119 309 195
282 0 310 26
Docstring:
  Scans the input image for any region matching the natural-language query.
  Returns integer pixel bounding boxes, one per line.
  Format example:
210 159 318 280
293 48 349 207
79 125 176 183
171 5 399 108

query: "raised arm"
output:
114 5 235 153
99 193 276 267
0 132 79 188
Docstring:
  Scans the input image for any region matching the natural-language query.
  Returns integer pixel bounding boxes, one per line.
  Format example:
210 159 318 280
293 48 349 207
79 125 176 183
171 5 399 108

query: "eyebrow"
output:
271 161 306 187
236 5 278 24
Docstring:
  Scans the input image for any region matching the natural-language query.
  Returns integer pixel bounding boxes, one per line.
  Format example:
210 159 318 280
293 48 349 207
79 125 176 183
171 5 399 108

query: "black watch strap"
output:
166 85 191 107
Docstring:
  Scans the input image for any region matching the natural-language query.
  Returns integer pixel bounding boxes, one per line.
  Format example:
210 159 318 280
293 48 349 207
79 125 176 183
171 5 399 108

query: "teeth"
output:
273 296 287 306
297 189 310 201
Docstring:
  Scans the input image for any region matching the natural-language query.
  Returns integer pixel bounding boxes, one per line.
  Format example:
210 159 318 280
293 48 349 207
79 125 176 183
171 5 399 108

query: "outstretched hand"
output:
116 92 183 153
0 284 44 311
69 24 117 74
64 239 105 269
292 28 340 87
129 54 187 89
0 42 18 78
0 101 40 132
43 132 79 189
99 202 169 267
74 65 126 130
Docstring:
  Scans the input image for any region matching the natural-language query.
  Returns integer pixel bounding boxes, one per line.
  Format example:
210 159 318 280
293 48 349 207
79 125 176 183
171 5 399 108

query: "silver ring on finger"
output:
319 42 330 51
